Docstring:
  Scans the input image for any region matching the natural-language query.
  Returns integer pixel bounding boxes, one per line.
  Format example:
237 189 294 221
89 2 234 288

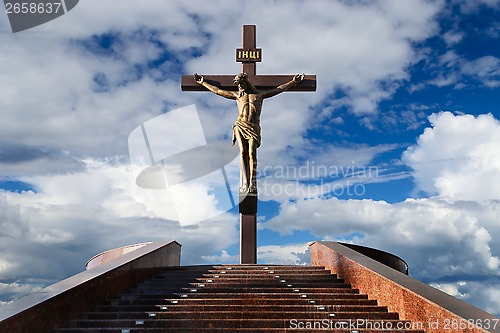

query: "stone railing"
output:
0 240 181 333
310 241 499 333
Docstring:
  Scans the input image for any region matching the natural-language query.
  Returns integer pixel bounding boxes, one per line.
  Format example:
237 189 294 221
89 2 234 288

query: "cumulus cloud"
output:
427 52 500 89
0 282 42 304
202 250 239 264
1 0 441 179
0 161 239 292
454 0 500 13
266 197 500 281
403 112 500 200
461 56 500 88
431 280 500 317
442 30 464 46
257 244 310 265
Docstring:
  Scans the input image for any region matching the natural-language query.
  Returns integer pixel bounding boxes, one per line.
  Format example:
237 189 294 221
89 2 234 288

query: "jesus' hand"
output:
293 73 305 83
194 73 204 84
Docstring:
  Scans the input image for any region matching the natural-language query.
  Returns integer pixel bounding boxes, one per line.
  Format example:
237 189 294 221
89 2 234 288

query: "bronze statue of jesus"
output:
194 72 304 194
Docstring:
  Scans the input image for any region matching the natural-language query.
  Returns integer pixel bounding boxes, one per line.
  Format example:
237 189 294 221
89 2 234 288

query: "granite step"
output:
196 273 339 278
70 314 407 328
204 270 333 274
106 297 378 306
126 292 371 300
203 268 332 273
184 282 353 289
72 313 403 328
95 304 390 314
85 310 370 320
132 288 359 295
177 287 359 293
190 277 346 283
208 266 329 270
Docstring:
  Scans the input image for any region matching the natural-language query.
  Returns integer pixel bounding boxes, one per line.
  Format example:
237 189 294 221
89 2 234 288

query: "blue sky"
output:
1 0 499 317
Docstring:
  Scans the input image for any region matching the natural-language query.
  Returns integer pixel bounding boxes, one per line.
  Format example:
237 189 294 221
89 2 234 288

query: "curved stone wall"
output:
85 242 151 270
339 242 409 275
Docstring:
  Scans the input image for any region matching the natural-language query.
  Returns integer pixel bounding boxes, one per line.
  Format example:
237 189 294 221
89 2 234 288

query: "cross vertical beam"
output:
242 25 257 76
239 25 259 264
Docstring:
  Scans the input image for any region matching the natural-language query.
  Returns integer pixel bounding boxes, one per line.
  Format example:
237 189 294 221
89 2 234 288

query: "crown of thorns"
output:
233 73 248 84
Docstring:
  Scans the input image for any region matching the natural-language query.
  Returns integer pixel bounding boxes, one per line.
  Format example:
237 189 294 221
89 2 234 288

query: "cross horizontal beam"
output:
181 74 316 92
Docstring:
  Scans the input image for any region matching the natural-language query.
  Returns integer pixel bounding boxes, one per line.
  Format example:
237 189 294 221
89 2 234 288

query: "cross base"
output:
239 193 257 215
239 194 257 264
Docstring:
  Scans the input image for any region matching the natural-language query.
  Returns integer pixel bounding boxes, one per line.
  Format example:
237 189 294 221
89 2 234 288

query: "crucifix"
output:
181 25 316 264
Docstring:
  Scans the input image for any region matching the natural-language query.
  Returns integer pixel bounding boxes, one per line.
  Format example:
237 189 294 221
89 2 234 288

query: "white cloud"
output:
428 52 500 89
461 56 500 88
0 160 240 286
0 259 15 274
264 196 500 315
431 280 500 317
442 30 464 46
257 243 310 265
403 112 500 200
0 0 445 181
0 281 42 304
430 281 467 298
454 0 500 13
202 250 238 264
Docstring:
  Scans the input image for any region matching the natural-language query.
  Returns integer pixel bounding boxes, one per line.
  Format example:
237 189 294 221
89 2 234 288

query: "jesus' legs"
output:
247 139 258 194
235 131 250 193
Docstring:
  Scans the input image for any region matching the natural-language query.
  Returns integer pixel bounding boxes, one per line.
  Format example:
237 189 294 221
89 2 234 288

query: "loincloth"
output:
232 119 261 148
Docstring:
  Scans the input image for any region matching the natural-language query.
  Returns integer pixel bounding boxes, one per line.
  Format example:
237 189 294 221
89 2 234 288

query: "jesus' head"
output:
233 73 257 93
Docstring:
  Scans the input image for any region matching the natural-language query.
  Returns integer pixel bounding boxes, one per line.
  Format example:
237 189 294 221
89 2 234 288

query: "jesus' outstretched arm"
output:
260 74 305 99
194 73 236 100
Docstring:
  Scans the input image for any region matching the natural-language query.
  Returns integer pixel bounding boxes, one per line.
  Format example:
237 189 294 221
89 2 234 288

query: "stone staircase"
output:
55 265 425 332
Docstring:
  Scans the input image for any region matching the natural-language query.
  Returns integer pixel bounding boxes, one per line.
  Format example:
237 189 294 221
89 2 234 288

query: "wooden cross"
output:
181 25 316 264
